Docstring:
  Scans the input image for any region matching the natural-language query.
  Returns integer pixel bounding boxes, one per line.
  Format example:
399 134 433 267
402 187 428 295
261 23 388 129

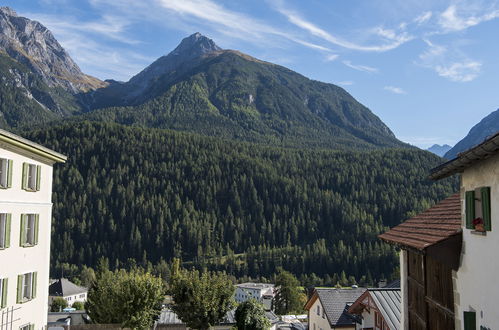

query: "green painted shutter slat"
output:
1 278 7 308
30 324 35 330
35 165 41 191
16 275 23 303
5 214 11 248
32 272 37 299
22 163 28 190
481 187 491 231
464 311 476 330
34 214 39 245
20 215 26 247
7 159 12 188
465 191 475 229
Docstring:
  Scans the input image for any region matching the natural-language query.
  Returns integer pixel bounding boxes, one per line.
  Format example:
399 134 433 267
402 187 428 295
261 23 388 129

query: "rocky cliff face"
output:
0 7 104 93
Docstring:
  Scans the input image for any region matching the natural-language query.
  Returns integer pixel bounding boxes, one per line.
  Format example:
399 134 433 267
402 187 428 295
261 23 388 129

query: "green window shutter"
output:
35 165 41 191
22 163 28 190
32 272 37 299
465 191 475 229
7 159 12 188
30 324 35 330
34 214 39 245
464 311 476 330
5 214 11 248
481 187 491 231
19 215 26 247
16 275 23 303
1 278 7 308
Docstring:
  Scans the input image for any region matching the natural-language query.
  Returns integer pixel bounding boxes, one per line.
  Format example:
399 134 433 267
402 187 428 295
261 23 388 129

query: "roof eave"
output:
0 129 67 163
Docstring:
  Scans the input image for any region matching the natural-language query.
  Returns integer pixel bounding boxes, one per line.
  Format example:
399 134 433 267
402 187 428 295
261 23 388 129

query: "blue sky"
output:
5 0 499 148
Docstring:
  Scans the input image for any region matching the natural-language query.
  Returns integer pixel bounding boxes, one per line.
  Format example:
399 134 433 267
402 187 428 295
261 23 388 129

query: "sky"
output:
4 0 499 148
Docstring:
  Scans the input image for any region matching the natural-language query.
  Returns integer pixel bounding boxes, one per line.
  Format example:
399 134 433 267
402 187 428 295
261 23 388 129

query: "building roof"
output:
378 193 461 250
157 308 279 325
348 288 401 330
0 128 67 163
49 278 88 297
236 282 274 289
429 131 499 180
305 288 366 327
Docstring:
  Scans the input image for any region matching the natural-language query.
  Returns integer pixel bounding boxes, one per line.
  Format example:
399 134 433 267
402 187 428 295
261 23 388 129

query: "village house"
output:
48 278 88 307
0 129 66 330
234 282 275 310
347 284 401 330
305 287 366 330
380 131 499 330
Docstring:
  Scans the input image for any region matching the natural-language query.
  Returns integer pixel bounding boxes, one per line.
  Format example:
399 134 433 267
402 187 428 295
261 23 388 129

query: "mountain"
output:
25 121 457 283
86 33 407 150
426 144 452 157
0 7 104 127
445 109 499 159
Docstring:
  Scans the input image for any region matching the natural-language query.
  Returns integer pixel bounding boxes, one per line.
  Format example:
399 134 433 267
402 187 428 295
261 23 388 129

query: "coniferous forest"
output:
25 121 457 285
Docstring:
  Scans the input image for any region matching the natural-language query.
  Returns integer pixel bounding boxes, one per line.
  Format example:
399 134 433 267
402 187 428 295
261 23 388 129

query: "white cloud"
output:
438 4 499 32
384 86 407 94
414 11 432 25
278 8 413 52
435 61 481 82
337 81 354 86
325 54 339 62
343 60 378 73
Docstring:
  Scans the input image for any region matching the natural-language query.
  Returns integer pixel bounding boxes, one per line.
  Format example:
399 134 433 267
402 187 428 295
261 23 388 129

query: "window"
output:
465 187 491 231
322 307 325 318
317 304 320 315
20 214 39 247
17 272 37 303
19 324 34 330
464 311 476 330
1 277 8 308
0 213 11 249
0 158 13 189
22 163 41 192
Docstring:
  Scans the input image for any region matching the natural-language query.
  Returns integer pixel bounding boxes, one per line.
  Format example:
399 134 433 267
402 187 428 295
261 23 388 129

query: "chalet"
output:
305 287 365 330
0 129 66 330
347 286 401 330
48 278 88 307
380 131 499 330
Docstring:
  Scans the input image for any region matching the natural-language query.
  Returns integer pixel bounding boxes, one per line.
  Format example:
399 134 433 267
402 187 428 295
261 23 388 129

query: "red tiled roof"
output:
379 193 461 250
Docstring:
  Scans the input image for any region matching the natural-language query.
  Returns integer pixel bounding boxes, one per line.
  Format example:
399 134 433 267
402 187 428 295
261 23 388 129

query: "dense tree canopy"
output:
235 299 271 330
25 121 457 284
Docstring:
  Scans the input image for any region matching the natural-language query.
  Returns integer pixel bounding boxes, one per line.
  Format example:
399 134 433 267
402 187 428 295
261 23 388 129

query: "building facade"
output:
0 129 66 330
348 287 401 330
234 283 274 310
48 278 88 307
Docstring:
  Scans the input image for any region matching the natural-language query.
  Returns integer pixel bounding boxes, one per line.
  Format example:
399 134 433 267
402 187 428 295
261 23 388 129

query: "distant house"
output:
348 286 401 330
380 131 499 330
305 287 365 330
48 278 88 307
234 282 275 310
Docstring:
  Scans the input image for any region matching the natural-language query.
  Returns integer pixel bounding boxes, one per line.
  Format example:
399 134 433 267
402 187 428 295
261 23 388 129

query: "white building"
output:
48 278 87 307
380 131 499 330
0 129 66 330
234 283 275 310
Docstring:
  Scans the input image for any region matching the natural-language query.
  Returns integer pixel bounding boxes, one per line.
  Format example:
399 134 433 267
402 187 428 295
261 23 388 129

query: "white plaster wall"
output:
456 152 499 330
360 309 375 328
399 250 408 330
0 146 55 330
308 298 333 330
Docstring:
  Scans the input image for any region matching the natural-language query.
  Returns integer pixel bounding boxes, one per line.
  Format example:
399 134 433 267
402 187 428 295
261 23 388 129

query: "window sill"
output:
470 230 487 236
21 244 37 248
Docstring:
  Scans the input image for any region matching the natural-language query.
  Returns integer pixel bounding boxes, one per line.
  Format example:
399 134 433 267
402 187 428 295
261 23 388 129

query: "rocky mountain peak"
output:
171 32 221 57
0 7 17 17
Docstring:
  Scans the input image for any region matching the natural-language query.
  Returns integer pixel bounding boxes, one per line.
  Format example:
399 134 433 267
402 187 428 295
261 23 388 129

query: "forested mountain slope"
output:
26 121 456 283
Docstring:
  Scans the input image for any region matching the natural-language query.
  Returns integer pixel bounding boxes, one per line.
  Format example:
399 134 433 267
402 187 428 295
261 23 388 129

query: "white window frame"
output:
27 164 37 191
0 158 11 188
22 273 33 301
25 215 35 246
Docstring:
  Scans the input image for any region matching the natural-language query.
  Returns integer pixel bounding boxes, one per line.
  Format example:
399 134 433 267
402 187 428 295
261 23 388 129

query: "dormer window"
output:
465 187 491 231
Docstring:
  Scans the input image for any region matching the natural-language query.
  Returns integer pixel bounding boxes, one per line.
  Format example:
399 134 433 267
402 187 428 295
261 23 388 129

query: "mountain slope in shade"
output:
87 33 407 150
445 109 499 159
427 144 452 157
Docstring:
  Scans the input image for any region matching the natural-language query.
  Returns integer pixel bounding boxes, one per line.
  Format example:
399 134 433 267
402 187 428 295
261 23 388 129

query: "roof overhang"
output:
0 129 67 163
429 132 499 180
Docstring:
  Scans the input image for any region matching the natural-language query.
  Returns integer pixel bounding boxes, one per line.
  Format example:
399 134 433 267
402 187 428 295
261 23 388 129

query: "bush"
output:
72 301 85 310
51 297 68 312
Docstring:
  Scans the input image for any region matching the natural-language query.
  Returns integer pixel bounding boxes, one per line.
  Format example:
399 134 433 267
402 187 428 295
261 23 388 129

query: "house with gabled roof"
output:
304 287 365 330
48 278 88 307
380 131 499 330
348 287 401 330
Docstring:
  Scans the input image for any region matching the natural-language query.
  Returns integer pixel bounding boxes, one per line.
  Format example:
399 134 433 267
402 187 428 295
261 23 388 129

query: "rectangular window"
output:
17 272 36 303
19 324 34 330
465 187 491 231
20 214 39 247
1 277 8 308
317 304 320 315
464 311 476 330
0 213 11 249
22 163 41 192
0 158 13 189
